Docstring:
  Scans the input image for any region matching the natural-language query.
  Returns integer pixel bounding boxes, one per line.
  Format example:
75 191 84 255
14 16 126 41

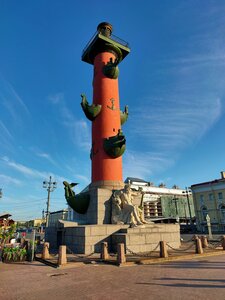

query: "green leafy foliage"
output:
2 246 27 262
0 224 16 246
0 224 27 262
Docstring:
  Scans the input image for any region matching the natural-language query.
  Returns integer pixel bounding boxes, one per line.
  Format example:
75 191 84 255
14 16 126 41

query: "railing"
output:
82 31 130 56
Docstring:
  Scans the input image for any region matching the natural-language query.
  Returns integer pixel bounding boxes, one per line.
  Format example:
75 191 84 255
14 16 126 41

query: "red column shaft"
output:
92 51 122 182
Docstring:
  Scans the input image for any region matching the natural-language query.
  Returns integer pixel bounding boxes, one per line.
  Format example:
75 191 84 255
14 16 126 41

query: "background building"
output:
191 172 225 232
25 218 45 229
126 178 195 224
0 213 14 228
48 209 68 228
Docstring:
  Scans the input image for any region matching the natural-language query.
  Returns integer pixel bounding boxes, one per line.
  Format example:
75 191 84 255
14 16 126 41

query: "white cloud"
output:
130 96 221 152
0 120 14 152
0 174 22 186
130 94 221 177
163 53 225 66
1 156 74 189
48 93 91 151
123 150 174 181
31 148 59 167
0 76 30 117
125 31 224 181
0 121 13 140
1 156 48 179
74 174 90 184
48 93 64 104
6 81 30 115
1 195 46 220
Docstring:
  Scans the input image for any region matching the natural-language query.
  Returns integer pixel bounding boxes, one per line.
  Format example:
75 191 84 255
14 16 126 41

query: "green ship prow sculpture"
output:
80 94 102 121
63 181 90 214
103 130 126 158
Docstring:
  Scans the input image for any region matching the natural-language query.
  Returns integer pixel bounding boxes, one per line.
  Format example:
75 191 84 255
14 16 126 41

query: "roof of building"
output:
191 172 225 188
0 212 12 219
191 178 225 188
49 209 68 215
124 177 148 184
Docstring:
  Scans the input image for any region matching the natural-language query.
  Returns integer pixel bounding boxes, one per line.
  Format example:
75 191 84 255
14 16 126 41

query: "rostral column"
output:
81 22 130 189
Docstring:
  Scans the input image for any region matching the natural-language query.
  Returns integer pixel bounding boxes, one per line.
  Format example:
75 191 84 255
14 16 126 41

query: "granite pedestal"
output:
45 223 180 254
45 183 180 254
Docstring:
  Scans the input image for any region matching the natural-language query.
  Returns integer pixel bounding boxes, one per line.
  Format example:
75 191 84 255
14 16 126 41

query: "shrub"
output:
2 246 27 262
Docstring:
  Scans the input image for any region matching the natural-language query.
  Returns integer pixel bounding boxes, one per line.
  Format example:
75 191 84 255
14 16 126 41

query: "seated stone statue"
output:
111 184 148 227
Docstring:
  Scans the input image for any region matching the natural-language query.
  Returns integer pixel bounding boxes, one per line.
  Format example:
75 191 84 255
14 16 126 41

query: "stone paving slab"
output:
1 254 225 299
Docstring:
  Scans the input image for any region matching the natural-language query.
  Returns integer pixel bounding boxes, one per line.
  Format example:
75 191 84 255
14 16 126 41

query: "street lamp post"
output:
172 196 179 223
43 176 57 228
183 199 188 224
0 188 2 198
206 214 213 240
172 196 179 216
183 187 192 225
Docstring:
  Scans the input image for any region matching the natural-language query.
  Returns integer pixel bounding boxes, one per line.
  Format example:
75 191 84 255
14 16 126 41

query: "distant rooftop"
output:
125 177 148 184
124 177 186 195
50 209 68 215
0 212 12 219
191 171 225 188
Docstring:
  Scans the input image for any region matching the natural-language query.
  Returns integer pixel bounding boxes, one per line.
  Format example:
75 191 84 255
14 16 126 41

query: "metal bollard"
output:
58 245 67 266
195 237 203 254
101 242 109 260
160 241 168 258
42 242 50 259
117 243 126 265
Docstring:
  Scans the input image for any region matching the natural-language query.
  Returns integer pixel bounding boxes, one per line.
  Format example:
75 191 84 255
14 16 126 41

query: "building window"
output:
209 193 214 201
220 205 225 221
200 195 204 206
218 192 223 200
201 206 208 220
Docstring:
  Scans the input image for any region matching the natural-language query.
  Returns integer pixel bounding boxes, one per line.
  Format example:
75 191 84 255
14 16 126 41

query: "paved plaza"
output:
1 254 225 300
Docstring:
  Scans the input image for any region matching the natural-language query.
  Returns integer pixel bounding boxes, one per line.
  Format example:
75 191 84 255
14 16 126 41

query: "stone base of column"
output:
72 180 124 225
45 223 180 255
90 180 124 190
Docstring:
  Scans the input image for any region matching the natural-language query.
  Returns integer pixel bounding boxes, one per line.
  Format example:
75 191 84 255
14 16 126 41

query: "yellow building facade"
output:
191 172 225 232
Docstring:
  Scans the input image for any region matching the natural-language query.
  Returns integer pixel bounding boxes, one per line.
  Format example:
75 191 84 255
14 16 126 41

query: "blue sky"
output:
0 0 225 221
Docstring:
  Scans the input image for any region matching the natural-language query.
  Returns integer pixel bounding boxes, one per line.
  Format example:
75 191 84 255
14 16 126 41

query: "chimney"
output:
221 171 225 179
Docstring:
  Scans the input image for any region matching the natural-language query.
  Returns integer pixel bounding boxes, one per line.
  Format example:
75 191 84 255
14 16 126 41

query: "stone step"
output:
119 224 171 234
111 224 180 253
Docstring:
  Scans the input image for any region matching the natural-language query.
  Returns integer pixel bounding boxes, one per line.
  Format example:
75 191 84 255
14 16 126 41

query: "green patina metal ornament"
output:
120 105 128 125
90 142 98 160
63 181 90 214
103 130 126 158
80 94 102 121
103 57 119 79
